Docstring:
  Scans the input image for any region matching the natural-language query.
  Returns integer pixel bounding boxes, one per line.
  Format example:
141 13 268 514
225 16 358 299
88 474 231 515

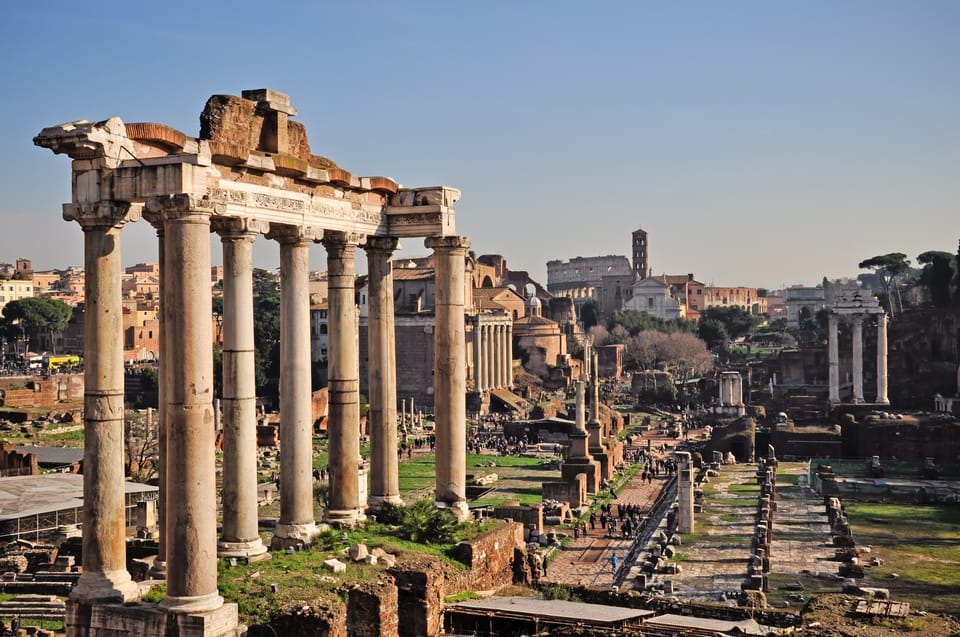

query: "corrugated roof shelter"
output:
0 473 157 542
15 445 84 469
450 597 654 633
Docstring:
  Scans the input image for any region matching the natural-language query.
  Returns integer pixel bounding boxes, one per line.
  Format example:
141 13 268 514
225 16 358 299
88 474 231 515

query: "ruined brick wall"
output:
389 562 444 637
0 441 37 476
447 522 524 592
362 318 436 412
347 579 398 637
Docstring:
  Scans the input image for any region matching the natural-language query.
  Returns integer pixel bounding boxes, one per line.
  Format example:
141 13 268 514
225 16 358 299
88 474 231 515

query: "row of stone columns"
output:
473 320 512 392
827 312 889 405
71 196 471 616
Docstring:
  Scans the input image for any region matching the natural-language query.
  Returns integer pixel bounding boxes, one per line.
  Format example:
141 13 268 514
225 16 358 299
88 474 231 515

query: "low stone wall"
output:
447 522 524 591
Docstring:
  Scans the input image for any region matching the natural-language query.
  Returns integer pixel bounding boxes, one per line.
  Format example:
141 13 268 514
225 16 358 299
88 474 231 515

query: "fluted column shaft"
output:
852 314 864 404
324 232 366 525
273 227 319 541
365 237 402 508
506 325 513 388
828 313 840 404
72 205 138 603
876 313 889 404
217 221 268 557
428 236 470 520
158 200 221 613
494 324 503 389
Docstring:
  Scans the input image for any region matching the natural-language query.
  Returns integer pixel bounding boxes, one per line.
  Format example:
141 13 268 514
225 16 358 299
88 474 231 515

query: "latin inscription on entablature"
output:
204 187 384 226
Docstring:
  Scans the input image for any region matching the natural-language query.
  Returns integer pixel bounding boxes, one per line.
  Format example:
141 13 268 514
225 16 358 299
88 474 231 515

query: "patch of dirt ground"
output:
800 593 960 637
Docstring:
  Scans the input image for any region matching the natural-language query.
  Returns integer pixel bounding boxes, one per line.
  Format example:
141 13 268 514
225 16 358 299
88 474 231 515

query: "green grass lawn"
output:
844 502 960 615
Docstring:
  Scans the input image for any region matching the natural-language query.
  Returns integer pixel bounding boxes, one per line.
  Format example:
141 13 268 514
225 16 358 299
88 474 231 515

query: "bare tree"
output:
124 409 160 483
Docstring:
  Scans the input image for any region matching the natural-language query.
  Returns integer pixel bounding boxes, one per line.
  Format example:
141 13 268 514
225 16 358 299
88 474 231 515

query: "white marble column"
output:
482 324 492 391
876 313 889 405
69 203 139 603
828 313 840 404
323 231 366 526
271 225 320 543
216 219 268 558
365 237 402 508
427 236 470 520
473 319 483 393
494 324 504 390
156 196 222 614
852 314 864 404
506 324 513 388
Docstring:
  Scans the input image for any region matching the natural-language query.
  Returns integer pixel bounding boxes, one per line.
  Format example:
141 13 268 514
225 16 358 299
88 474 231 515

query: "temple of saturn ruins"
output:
34 89 470 636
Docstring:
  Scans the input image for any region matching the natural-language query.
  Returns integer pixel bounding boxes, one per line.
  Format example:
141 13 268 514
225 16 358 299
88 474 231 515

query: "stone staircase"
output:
0 594 67 621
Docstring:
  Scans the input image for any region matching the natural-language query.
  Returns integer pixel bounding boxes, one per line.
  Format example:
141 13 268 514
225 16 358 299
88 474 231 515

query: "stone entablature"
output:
35 91 457 243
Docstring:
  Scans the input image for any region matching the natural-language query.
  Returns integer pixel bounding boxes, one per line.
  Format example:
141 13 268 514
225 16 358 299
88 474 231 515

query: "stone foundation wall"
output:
447 522 524 592
347 579 398 637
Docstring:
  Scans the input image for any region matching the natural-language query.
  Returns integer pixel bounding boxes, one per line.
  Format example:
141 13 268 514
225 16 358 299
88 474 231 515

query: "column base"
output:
434 499 470 522
160 591 224 615
72 568 141 603
324 508 367 528
367 494 405 509
217 538 270 561
271 521 321 548
148 559 167 580
68 598 242 637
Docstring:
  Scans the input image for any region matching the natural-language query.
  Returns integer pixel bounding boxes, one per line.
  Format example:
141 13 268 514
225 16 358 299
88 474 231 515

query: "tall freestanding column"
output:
365 237 402 508
216 219 268 558
143 218 168 580
156 196 223 614
852 314 864 404
828 313 840 404
427 236 470 520
324 231 366 525
876 313 889 404
69 203 139 604
271 226 321 542
473 319 484 393
506 324 513 388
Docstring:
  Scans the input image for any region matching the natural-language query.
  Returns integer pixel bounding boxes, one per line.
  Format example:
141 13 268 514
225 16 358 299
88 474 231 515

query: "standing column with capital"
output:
155 197 223 614
876 313 889 404
473 318 483 393
506 324 513 389
427 236 470 520
852 314 864 404
270 226 321 542
365 237 403 508
69 203 140 604
494 323 504 390
828 313 840 404
324 232 366 525
216 219 269 558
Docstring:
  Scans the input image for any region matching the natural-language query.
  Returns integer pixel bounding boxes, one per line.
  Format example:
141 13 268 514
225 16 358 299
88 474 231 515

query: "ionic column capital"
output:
363 236 399 254
425 235 470 253
145 193 217 219
64 201 142 231
322 230 365 249
212 216 269 240
266 223 322 246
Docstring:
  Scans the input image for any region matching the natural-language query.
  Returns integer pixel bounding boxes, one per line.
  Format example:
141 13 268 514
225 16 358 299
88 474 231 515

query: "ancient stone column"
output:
473 318 483 393
588 350 602 447
155 196 222 613
69 202 139 603
506 324 513 388
145 219 167 579
876 313 889 405
324 231 366 525
271 225 321 541
365 237 403 509
427 236 470 520
677 451 694 534
828 313 840 404
483 324 493 390
495 323 504 389
216 218 268 558
852 314 864 404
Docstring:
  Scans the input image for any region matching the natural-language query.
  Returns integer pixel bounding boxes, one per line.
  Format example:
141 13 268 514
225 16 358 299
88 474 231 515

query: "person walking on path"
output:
610 555 618 572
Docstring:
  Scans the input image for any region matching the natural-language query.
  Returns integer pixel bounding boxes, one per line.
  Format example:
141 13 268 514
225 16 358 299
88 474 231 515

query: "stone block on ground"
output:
324 558 346 573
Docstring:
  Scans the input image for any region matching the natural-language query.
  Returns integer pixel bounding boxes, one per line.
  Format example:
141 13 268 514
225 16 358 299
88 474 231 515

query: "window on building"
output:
647 297 654 309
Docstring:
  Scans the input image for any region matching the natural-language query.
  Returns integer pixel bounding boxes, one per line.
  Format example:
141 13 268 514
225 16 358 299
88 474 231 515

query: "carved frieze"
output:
203 186 384 226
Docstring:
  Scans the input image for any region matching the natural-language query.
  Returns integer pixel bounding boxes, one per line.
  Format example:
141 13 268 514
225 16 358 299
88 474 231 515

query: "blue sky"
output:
1 1 957 289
